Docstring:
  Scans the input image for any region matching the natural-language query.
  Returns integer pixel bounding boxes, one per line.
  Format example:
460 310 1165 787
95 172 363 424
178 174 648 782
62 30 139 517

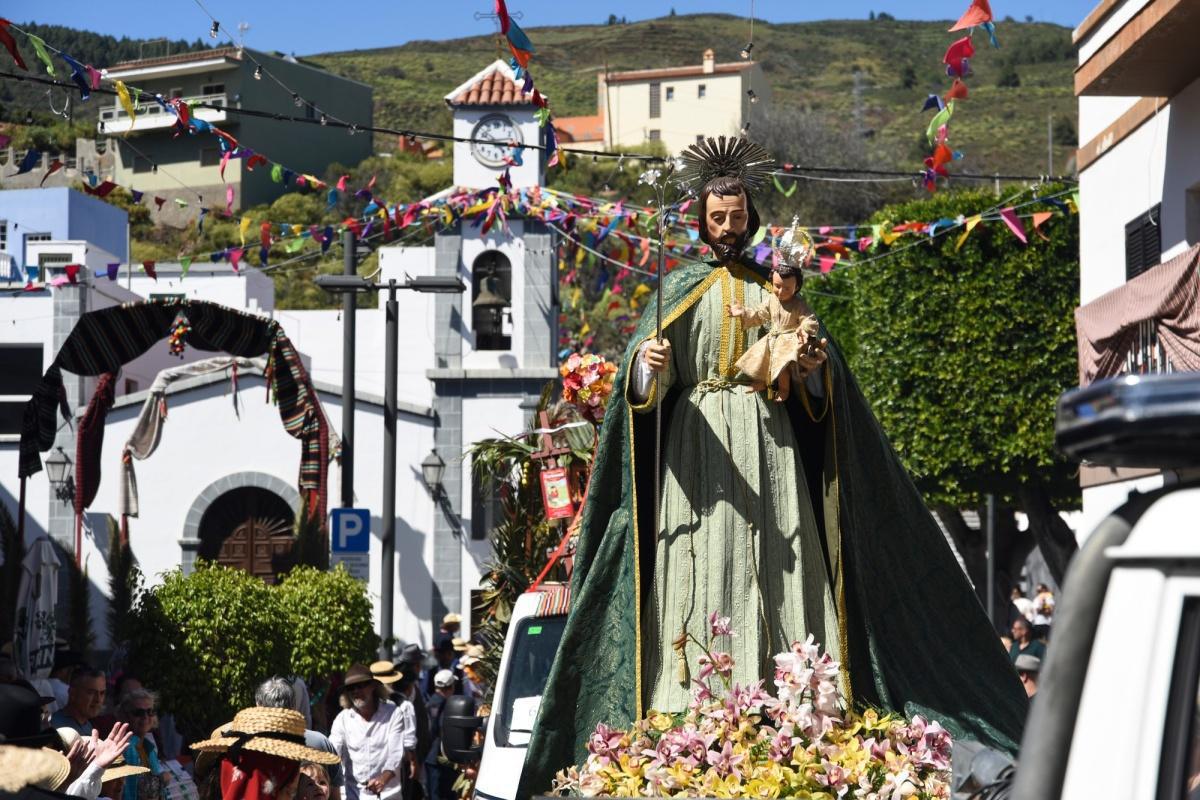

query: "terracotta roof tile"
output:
449 67 532 107
109 47 242 71
554 115 604 142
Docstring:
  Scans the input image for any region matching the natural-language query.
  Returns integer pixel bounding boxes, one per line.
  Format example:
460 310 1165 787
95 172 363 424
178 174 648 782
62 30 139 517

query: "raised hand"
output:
726 301 745 318
90 721 134 770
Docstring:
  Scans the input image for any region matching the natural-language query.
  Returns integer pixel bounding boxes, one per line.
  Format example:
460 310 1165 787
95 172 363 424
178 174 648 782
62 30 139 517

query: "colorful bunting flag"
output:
180 256 192 278
0 19 27 69
11 148 40 176
142 260 157 280
105 263 119 281
27 34 54 75
950 0 992 31
999 207 1027 244
40 159 63 186
115 81 137 135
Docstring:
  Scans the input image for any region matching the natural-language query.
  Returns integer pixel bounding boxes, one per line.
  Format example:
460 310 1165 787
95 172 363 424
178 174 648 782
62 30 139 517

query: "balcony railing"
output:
1123 318 1176 376
97 93 229 134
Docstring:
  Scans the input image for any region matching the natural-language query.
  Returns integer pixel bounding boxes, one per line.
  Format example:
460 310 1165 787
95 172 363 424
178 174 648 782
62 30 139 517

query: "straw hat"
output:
0 745 70 792
368 660 402 685
451 637 469 653
58 728 151 783
191 707 339 766
442 613 462 627
459 644 486 667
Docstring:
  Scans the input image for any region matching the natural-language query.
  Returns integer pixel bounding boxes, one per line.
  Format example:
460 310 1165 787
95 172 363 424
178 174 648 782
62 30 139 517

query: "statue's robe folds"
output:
518 257 1027 798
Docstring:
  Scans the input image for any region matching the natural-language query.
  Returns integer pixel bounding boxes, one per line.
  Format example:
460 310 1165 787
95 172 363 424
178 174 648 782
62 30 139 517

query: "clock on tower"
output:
444 60 545 189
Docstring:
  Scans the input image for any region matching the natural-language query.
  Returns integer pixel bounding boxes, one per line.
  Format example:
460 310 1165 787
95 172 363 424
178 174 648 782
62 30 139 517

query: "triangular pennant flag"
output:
240 216 252 246
153 196 166 211
180 256 192 278
115 81 137 136
998 207 1027 244
1030 211 1053 241
105 263 119 281
950 0 992 31
59 53 90 100
0 19 28 70
27 35 54 76
229 248 243 272
40 159 63 187
271 163 282 183
11 149 40 176
955 215 981 251
130 189 144 204
142 260 157 280
64 264 80 284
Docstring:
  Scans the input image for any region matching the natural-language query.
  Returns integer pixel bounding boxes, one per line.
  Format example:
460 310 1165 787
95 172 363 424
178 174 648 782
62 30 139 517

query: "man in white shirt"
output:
329 664 417 800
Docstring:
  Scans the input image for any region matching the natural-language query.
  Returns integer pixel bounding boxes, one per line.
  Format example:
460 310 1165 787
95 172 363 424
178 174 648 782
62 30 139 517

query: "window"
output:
649 81 661 118
471 250 513 351
200 146 222 167
698 84 707 98
666 86 674 101
493 614 568 747
470 469 504 541
1126 204 1162 281
36 252 71 283
200 83 225 97
168 87 183 99
0 344 43 435
649 130 661 141
25 233 51 242
1157 599 1200 799
124 378 139 395
0 221 7 251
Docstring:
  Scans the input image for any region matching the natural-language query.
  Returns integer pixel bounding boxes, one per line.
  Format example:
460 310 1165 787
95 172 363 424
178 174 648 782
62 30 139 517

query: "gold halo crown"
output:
676 136 776 194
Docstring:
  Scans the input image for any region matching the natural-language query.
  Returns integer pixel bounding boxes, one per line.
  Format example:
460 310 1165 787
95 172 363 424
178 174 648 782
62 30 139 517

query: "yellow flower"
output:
648 711 674 732
744 778 780 798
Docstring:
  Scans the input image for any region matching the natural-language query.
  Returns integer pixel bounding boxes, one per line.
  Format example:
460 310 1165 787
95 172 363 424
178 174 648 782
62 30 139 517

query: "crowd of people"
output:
1002 582 1057 701
0 613 491 800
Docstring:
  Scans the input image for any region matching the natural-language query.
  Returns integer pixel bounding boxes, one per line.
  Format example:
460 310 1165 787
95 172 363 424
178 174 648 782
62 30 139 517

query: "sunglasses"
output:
129 708 157 718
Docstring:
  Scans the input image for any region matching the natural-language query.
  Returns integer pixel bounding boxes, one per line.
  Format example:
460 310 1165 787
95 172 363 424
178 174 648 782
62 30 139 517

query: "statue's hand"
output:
642 339 672 373
726 302 744 318
795 337 828 376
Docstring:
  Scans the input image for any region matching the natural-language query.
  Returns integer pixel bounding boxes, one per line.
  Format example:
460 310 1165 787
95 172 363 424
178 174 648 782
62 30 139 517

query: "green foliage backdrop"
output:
127 563 375 738
809 184 1079 512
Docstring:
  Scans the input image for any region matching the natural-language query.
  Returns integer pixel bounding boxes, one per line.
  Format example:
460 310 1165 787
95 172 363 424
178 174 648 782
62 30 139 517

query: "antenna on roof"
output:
236 22 251 49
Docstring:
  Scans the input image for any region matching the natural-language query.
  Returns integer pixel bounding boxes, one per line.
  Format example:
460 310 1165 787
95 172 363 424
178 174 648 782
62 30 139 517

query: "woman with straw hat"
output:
192 708 340 800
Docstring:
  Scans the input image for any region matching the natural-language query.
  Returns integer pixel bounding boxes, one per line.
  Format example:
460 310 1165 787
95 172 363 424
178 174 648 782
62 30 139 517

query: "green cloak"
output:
518 257 1026 797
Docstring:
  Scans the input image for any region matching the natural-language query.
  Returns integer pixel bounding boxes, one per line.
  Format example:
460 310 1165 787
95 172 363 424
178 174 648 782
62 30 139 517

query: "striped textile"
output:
1076 243 1200 385
535 583 571 617
19 298 331 523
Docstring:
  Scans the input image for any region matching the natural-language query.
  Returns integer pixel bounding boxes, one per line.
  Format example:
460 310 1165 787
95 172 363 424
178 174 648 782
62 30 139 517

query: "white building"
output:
0 58 559 653
1072 0 1200 539
563 48 770 156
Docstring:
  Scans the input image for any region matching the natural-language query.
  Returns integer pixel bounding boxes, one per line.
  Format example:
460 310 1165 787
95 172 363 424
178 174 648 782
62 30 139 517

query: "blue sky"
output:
10 1 1095 55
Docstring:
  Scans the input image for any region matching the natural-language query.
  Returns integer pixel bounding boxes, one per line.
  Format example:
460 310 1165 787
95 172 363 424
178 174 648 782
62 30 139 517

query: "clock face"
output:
471 114 523 167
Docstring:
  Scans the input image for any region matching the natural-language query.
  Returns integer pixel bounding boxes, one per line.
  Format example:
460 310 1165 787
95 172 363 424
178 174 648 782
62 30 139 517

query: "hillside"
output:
312 13 1079 178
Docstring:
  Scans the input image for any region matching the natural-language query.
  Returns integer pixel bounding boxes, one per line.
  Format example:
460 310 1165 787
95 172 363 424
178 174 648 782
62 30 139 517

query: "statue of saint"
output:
520 138 1026 795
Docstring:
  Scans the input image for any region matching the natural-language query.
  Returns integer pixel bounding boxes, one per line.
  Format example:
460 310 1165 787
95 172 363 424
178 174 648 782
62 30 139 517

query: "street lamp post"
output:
316 271 466 656
341 230 357 510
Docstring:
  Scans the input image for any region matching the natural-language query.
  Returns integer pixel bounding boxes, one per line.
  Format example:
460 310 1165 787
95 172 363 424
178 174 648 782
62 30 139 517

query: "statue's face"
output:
705 192 750 247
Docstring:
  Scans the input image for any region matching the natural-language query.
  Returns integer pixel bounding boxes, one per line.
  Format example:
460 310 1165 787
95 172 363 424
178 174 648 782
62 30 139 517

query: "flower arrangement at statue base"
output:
553 613 952 799
560 352 618 424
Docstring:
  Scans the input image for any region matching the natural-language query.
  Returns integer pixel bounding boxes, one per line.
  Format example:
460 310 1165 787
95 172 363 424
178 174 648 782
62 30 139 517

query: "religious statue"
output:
520 137 1027 796
727 221 821 403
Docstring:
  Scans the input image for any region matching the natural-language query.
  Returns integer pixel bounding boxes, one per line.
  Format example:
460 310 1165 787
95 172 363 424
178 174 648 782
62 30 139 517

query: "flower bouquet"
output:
560 353 618 424
553 613 952 799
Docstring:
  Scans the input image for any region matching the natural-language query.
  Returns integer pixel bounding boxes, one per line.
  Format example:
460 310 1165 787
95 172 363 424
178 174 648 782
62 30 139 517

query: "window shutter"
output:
649 82 661 118
1125 204 1162 281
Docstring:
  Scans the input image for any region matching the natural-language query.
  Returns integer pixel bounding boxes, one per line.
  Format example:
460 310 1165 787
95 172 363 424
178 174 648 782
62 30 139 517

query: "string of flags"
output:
919 0 999 192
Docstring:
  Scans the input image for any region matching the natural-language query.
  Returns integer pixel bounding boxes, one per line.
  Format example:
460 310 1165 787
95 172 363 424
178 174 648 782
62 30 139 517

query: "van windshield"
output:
495 614 568 747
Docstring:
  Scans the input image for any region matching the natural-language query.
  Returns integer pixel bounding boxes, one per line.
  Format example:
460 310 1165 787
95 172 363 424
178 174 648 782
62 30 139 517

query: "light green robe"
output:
633 263 840 712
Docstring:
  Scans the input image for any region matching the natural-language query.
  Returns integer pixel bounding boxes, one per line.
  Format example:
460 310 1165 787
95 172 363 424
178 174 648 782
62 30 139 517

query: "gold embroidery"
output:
826 371 852 705
731 272 748 368
719 267 733 377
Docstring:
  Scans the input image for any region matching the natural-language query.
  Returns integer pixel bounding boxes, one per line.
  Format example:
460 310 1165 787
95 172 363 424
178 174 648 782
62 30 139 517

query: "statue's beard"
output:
712 231 749 262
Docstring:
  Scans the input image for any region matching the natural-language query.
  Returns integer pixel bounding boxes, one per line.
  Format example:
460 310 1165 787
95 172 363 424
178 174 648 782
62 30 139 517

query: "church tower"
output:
445 60 547 190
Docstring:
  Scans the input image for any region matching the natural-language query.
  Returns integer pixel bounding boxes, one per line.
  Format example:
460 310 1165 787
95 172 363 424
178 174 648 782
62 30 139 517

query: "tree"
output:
106 519 142 649
127 565 291 738
869 11 876 21
899 65 917 90
276 565 378 681
1052 116 1078 147
997 64 1021 88
876 11 895 20
810 186 1081 593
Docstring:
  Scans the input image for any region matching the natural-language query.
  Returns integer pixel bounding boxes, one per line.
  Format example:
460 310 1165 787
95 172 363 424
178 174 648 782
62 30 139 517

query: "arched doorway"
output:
197 486 296 583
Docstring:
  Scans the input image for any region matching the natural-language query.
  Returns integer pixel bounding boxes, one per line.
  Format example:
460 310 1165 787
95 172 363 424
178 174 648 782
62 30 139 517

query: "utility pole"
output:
1047 113 1054 176
341 229 356 510
986 493 997 627
380 279 398 658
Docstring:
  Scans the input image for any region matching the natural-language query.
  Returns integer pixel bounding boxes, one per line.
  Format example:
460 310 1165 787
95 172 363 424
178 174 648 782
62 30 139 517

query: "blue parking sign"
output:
330 508 371 581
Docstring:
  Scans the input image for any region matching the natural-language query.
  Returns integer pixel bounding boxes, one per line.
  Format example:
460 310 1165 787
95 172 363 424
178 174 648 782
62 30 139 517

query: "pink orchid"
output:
708 611 734 637
706 739 745 778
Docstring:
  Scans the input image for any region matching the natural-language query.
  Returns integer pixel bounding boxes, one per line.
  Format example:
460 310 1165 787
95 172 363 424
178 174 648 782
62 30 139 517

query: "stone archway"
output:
181 472 301 579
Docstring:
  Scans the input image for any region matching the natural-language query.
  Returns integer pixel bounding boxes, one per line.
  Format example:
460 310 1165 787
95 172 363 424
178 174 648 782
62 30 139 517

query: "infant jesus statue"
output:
726 223 820 402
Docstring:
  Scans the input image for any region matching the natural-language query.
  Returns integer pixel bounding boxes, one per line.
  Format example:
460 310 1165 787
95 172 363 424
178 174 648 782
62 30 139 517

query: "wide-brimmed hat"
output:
340 664 378 692
0 744 70 792
0 683 59 748
442 613 462 627
396 643 425 666
451 637 469 653
58 728 151 782
368 660 402 685
191 707 339 766
459 644 486 667
1014 654 1041 673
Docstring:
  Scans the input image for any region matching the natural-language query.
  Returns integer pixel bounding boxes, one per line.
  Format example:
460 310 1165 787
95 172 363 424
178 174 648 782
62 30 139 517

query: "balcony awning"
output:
1075 242 1200 385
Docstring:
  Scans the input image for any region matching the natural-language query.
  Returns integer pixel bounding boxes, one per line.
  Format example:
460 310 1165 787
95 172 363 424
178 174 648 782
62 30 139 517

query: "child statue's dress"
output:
734 293 817 387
